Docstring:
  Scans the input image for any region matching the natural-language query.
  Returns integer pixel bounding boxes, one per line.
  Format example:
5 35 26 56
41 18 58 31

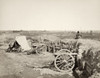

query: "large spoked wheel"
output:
54 53 75 72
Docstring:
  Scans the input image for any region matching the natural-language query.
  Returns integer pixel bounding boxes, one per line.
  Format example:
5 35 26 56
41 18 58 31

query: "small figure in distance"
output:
75 31 82 39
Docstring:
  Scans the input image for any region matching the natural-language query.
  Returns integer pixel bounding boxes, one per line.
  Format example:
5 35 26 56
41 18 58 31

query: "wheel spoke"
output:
58 62 66 70
57 55 64 60
56 61 63 66
56 58 63 62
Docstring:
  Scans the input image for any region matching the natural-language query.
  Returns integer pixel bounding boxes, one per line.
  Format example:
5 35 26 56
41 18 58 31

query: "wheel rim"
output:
54 53 75 72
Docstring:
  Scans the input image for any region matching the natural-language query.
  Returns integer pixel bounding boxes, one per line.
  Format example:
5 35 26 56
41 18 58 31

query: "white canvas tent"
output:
15 36 31 51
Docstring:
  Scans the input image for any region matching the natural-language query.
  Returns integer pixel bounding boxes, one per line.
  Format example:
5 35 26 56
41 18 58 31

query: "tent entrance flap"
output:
15 36 31 51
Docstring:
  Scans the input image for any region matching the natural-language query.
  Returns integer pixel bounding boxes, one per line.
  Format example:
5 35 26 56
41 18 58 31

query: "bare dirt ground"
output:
0 50 22 78
0 48 74 78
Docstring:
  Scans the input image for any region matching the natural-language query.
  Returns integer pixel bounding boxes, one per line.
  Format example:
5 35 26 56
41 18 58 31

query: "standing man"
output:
75 31 82 39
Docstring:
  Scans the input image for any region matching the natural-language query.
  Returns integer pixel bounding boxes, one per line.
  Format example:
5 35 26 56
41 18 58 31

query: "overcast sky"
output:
0 0 100 31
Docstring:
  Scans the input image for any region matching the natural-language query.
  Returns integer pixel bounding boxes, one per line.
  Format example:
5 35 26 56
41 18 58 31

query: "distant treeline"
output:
0 30 100 41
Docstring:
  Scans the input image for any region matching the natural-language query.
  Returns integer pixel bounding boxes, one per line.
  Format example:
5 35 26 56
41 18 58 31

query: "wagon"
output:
6 36 78 72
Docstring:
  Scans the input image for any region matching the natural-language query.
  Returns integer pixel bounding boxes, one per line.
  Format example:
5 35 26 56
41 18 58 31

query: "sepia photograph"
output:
0 0 100 78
